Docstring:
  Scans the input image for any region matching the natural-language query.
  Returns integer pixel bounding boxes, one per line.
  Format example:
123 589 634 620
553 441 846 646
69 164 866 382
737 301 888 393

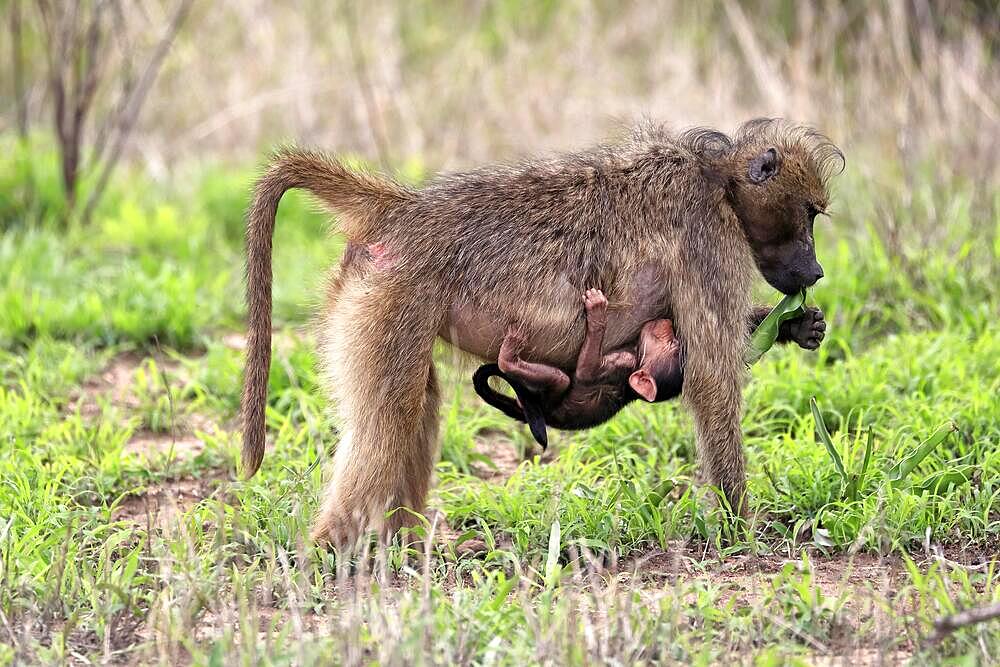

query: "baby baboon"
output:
473 288 684 449
241 118 842 544
475 290 827 449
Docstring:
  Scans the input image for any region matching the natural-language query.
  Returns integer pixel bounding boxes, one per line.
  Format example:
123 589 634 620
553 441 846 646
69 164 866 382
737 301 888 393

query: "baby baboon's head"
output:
628 319 683 403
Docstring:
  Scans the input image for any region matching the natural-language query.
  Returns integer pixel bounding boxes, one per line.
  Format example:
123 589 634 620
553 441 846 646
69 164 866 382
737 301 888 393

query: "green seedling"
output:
812 399 962 501
746 289 807 365
886 421 958 488
810 398 874 503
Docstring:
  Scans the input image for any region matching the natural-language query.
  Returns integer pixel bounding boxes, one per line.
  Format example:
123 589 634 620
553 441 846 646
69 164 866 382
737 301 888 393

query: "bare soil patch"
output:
123 412 218 461
69 349 185 418
810 649 913 666
124 429 207 461
220 331 248 350
619 545 908 616
113 473 230 533
69 350 225 464
617 544 999 661
192 606 331 646
470 430 556 484
70 351 153 417
471 433 524 483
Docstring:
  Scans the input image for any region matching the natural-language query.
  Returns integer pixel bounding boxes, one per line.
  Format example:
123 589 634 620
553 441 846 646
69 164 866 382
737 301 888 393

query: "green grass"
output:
1 138 998 664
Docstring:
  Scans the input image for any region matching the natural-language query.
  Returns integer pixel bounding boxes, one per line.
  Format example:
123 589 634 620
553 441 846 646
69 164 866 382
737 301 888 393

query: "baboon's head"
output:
688 120 844 295
728 120 844 294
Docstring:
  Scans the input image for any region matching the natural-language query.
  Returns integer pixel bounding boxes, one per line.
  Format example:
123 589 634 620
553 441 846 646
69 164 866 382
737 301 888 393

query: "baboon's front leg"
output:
683 361 747 516
676 291 751 518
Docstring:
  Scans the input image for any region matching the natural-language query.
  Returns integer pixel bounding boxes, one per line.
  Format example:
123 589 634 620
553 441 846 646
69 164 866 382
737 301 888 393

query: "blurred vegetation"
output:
2 1 997 178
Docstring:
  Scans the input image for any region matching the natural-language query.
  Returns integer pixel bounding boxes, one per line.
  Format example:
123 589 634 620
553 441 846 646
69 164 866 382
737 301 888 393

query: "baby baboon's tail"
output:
472 364 526 423
241 149 412 478
472 364 550 449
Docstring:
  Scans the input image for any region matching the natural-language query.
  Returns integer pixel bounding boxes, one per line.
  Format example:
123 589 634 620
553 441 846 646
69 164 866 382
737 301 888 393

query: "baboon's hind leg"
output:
312 276 442 546
390 363 440 535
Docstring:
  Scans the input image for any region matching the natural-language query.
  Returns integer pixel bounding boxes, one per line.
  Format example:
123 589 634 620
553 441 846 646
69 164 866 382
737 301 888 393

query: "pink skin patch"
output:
637 319 678 366
367 241 398 270
644 319 674 340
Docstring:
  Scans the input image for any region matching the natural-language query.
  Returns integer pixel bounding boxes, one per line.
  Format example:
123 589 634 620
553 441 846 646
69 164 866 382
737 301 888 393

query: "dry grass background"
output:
3 0 998 181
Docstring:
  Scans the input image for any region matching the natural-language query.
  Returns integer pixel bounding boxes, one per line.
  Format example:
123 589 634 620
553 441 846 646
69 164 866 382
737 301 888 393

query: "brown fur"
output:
240 118 842 543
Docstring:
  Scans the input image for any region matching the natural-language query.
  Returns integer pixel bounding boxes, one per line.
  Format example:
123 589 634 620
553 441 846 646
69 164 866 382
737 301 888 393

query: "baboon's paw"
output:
787 306 826 350
310 513 363 550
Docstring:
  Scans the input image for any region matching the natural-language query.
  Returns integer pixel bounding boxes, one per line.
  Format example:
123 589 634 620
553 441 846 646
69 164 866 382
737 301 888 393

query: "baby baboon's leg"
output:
312 274 441 545
497 329 571 400
574 288 610 382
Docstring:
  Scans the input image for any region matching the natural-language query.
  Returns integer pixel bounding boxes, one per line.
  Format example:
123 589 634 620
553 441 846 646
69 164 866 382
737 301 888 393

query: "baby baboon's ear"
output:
748 147 781 184
628 369 658 402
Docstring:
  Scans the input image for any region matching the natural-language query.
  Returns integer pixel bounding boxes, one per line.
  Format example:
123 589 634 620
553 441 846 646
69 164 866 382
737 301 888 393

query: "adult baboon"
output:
241 118 842 544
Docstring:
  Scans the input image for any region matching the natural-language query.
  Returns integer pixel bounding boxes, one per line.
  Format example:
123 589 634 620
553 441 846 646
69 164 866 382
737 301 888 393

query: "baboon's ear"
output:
628 369 658 402
748 147 780 184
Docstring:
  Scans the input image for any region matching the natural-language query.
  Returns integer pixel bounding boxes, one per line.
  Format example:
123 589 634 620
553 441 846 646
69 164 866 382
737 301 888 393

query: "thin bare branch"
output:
73 1 107 143
722 0 790 109
36 0 80 202
931 602 1000 643
80 0 194 225
89 0 133 171
59 1 107 206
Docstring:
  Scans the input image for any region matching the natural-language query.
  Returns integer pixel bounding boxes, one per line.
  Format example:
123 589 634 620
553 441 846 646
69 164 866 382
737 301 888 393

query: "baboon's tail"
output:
241 148 412 478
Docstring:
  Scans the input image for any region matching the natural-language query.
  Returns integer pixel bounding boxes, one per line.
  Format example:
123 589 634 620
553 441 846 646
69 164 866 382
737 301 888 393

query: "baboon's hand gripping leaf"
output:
745 289 807 366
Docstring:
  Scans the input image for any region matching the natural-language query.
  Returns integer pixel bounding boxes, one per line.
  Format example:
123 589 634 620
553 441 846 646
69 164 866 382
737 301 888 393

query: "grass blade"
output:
544 519 561 588
848 427 876 502
859 427 875 483
887 422 958 487
811 397 847 484
918 466 974 495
